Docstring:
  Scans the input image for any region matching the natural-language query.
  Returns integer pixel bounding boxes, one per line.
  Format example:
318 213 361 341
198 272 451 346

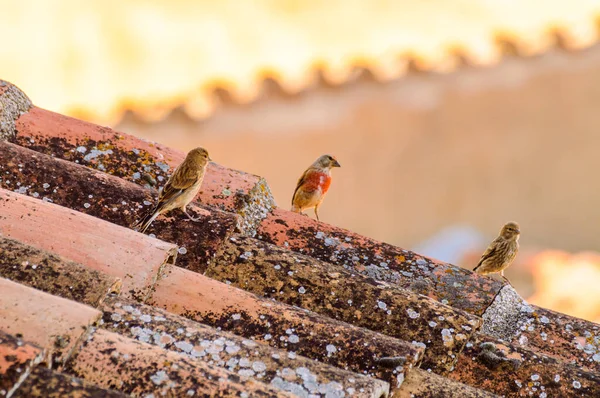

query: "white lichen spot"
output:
139 314 152 323
573 380 581 389
324 237 337 247
264 334 272 341
377 301 387 311
231 313 241 321
132 172 141 180
186 389 195 396
289 335 300 344
225 345 240 354
287 352 297 359
412 341 426 350
554 375 560 383
252 361 267 372
326 344 337 357
238 369 255 377
42 183 50 189
76 146 87 153
540 316 550 324
110 313 122 322
83 203 91 209
407 309 420 319
531 374 540 381
298 286 306 294
274 264 281 270
150 371 169 385
540 393 547 398
441 329 454 346
515 380 522 388
592 353 600 362
239 251 253 260
315 231 325 239
178 247 187 255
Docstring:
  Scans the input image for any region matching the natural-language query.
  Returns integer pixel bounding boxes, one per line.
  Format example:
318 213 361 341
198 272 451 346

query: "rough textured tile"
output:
0 141 236 272
0 236 121 307
14 367 127 398
257 208 504 316
208 235 481 374
394 368 498 398
0 187 177 301
449 332 600 397
0 80 32 142
0 331 44 398
0 278 101 366
64 328 292 397
480 285 528 342
150 265 423 388
12 106 275 234
511 305 600 374
100 296 390 398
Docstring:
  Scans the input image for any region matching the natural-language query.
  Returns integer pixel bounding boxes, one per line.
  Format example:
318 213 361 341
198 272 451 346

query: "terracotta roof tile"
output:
100 296 390 397
64 328 293 397
511 305 600 373
208 234 480 374
449 332 600 397
0 331 44 398
150 264 423 388
396 368 498 398
257 208 504 316
0 187 177 301
13 367 127 398
0 236 121 308
0 140 236 271
11 106 274 234
0 278 101 366
2 83 600 396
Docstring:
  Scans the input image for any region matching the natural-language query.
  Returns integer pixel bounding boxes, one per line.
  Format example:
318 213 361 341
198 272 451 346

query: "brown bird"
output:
473 221 520 283
291 154 341 221
134 147 211 233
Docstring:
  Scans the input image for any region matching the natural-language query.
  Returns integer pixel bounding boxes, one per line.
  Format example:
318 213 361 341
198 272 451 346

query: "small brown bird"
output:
291 154 341 221
134 147 211 233
473 221 520 283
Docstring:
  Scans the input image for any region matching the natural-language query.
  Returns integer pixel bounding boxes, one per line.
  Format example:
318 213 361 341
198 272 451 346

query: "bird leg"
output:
183 207 201 222
314 206 320 221
500 270 512 286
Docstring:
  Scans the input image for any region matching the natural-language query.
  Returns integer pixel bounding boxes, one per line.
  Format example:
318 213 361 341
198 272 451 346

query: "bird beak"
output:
332 159 341 167
208 156 213 162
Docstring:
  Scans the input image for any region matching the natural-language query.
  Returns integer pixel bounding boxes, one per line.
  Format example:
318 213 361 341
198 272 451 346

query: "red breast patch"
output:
302 171 331 194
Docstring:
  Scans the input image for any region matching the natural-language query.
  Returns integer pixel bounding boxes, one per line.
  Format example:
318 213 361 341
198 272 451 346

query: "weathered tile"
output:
11 106 274 234
0 187 177 301
511 305 600 374
449 332 600 397
207 234 481 374
394 368 498 398
100 296 390 398
0 278 101 366
0 141 236 272
257 208 504 316
13 367 127 398
0 80 32 142
0 236 121 307
64 328 292 397
150 265 424 388
0 331 44 398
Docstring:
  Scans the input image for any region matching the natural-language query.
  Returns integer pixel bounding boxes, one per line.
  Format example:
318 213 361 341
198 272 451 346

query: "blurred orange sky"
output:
1 0 600 122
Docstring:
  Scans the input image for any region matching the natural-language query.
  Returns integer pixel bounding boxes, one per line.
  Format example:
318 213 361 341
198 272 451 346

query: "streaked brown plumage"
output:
291 154 341 221
473 221 520 283
133 147 211 233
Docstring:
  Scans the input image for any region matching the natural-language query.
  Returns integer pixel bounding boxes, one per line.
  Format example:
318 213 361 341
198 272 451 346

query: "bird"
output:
291 154 341 221
133 147 211 233
473 221 520 283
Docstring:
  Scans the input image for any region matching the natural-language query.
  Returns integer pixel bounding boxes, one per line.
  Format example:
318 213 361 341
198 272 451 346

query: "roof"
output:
1 79 599 397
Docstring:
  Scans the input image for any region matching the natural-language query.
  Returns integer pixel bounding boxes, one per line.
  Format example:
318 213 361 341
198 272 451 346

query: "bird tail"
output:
132 208 160 234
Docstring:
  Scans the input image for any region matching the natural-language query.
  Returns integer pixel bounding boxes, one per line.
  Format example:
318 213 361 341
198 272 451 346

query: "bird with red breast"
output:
291 154 341 221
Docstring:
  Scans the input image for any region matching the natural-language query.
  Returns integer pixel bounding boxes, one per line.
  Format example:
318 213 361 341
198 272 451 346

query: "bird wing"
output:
157 163 201 207
473 239 500 271
291 168 311 206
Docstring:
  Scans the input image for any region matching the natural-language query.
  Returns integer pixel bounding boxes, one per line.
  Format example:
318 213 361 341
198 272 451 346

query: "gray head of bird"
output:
313 154 341 170
500 221 520 240
187 147 211 165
